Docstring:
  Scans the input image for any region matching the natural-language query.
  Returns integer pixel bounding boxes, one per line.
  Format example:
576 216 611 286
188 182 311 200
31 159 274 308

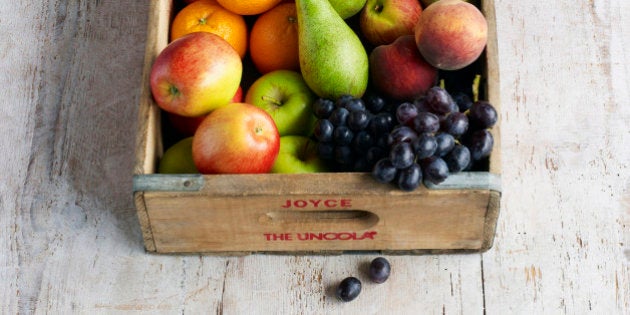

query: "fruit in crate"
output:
369 35 438 101
295 0 369 99
420 0 479 8
150 32 242 117
414 0 488 70
249 3 300 74
192 103 280 174
217 0 283 15
359 0 422 46
328 0 367 19
245 70 317 136
170 0 248 58
271 136 328 173
158 137 199 174
370 86 497 191
168 86 243 136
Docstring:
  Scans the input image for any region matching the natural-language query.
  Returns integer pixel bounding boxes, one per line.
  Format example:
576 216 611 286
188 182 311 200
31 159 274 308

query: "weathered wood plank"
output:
482 0 630 313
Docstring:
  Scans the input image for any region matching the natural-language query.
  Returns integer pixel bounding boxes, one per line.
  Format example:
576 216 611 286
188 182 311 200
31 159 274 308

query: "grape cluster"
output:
312 92 396 172
372 86 498 191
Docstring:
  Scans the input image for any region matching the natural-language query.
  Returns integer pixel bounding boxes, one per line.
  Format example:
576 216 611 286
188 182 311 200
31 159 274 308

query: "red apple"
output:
369 35 438 101
150 32 242 117
192 102 280 174
414 0 487 70
168 86 243 136
360 0 422 46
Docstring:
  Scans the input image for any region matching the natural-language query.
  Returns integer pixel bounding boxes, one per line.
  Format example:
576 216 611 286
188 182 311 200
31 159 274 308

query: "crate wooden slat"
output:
133 0 501 255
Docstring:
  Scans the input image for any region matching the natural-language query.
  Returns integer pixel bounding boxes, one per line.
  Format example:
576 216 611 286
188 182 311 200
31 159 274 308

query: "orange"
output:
249 3 300 74
216 0 284 15
171 0 248 58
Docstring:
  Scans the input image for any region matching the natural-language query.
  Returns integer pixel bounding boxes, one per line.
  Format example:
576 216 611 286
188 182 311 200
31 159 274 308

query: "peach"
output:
414 0 487 71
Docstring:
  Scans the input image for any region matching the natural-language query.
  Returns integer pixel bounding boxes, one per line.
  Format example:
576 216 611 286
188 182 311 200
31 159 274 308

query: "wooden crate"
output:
133 0 501 255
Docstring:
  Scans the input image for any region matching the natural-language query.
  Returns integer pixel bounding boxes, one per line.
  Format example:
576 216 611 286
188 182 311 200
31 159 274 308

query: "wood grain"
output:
1 0 628 314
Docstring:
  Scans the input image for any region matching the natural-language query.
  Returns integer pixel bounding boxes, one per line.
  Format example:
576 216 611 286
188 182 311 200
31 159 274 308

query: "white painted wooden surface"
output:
1 0 628 314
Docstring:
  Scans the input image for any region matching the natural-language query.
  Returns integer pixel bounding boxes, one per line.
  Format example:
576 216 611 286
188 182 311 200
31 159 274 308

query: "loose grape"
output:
352 131 373 153
368 257 391 283
336 277 362 302
452 91 473 112
344 98 366 112
369 113 394 136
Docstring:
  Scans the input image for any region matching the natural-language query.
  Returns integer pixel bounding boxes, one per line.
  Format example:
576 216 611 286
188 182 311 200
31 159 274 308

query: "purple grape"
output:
329 107 350 127
333 126 354 145
442 112 469 137
444 144 471 172
414 96 429 113
434 133 455 157
389 142 415 169
366 146 386 165
313 119 333 142
425 86 455 115
468 101 498 130
423 157 449 185
372 158 397 183
312 98 335 118
317 142 334 160
347 110 370 131
364 92 386 113
411 133 438 159
353 157 370 172
412 112 440 134
344 98 366 112
352 130 373 153
396 102 418 125
466 129 494 160
334 146 354 165
368 257 391 283
336 277 362 302
387 126 418 145
369 113 395 136
335 94 354 109
397 163 422 191
452 91 473 112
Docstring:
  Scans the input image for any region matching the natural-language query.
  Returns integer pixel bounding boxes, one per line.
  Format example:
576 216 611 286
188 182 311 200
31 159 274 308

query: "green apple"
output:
245 70 317 136
329 0 368 19
271 136 328 173
158 137 199 174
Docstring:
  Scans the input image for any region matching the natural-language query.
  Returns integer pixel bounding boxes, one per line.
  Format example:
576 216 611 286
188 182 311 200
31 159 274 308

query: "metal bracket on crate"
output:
133 174 204 192
424 172 502 192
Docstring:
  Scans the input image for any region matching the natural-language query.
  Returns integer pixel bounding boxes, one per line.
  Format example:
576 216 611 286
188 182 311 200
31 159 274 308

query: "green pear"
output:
295 0 369 100
328 0 367 19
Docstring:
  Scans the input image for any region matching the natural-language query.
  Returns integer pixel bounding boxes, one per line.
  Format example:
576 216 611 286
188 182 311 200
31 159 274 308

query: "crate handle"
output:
259 210 379 230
